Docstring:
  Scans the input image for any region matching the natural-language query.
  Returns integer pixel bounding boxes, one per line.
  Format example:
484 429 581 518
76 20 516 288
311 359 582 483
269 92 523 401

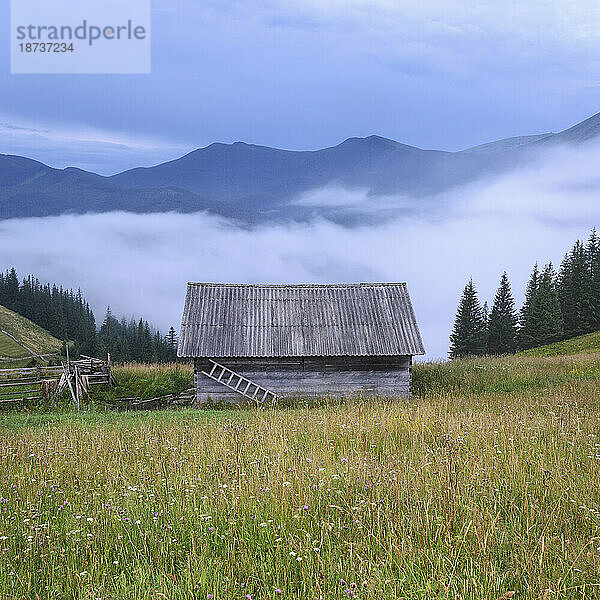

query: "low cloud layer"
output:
0 143 599 359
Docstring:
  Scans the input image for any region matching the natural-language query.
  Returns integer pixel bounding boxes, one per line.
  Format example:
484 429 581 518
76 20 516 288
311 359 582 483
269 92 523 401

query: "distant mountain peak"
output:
340 134 393 144
336 134 419 153
3 110 600 222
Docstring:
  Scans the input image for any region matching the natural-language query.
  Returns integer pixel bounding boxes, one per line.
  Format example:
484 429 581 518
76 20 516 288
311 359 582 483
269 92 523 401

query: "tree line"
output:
0 268 178 363
450 229 600 358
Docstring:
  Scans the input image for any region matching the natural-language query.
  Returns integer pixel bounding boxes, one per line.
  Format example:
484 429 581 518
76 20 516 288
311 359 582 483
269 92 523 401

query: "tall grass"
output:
413 353 600 396
89 362 194 404
0 355 599 599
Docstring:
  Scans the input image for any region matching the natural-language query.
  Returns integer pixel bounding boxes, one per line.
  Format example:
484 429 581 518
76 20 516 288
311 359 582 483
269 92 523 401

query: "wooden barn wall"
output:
194 356 412 402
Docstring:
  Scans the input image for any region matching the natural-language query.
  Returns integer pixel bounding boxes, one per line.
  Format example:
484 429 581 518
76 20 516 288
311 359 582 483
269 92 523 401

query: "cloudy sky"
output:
2 0 600 173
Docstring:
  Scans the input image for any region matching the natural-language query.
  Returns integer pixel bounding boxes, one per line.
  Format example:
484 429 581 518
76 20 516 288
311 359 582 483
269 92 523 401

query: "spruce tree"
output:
167 326 178 358
558 240 592 338
153 331 165 362
487 272 518 355
449 279 486 358
528 263 563 346
142 321 154 362
99 307 120 360
4 268 19 311
519 264 540 350
587 229 600 331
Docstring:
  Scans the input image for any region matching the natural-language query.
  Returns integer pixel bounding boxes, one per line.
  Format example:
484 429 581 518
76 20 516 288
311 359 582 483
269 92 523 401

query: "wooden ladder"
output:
201 359 279 403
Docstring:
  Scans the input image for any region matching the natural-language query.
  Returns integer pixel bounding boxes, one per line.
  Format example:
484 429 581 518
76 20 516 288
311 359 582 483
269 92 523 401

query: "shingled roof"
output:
177 283 425 358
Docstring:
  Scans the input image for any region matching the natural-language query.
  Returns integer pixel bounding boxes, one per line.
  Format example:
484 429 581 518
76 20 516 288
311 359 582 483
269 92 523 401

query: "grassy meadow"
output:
0 352 599 599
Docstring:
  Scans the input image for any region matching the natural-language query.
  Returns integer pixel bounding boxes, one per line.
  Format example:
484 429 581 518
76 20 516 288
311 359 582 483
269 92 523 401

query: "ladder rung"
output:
201 359 278 402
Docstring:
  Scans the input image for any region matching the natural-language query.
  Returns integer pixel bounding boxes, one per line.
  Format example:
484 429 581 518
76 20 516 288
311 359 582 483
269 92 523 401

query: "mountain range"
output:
1 111 599 223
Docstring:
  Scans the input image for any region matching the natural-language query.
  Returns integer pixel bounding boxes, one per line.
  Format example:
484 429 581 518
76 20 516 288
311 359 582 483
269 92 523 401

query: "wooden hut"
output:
177 283 425 403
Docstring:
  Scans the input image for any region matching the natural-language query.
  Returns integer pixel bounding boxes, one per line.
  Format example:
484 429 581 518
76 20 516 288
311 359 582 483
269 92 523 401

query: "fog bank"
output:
1 142 599 359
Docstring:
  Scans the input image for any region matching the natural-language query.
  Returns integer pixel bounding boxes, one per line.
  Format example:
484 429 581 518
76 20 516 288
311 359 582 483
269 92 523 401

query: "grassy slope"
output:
0 303 61 360
0 352 599 598
520 329 600 357
0 331 24 358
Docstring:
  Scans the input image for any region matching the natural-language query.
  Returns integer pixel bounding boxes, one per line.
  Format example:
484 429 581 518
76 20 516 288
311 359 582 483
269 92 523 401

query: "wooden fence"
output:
0 355 113 408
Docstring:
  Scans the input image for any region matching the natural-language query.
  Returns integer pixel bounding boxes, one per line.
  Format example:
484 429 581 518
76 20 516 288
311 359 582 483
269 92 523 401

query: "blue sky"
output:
2 0 600 174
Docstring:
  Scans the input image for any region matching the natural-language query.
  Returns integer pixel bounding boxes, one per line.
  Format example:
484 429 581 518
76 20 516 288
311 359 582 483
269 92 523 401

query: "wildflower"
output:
275 589 282 594
246 595 252 600
207 595 213 599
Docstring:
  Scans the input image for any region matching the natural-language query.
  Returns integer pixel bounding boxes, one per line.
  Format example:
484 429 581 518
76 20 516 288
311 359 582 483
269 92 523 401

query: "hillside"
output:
1 111 600 223
520 330 600 357
0 304 62 361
